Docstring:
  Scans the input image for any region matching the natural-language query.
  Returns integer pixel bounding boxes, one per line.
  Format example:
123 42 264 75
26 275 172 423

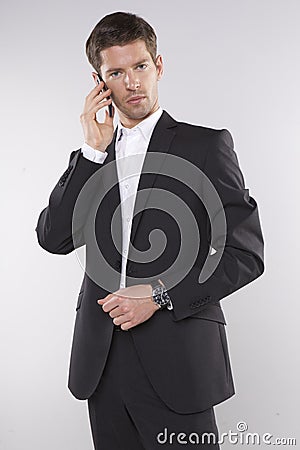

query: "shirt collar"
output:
116 107 163 142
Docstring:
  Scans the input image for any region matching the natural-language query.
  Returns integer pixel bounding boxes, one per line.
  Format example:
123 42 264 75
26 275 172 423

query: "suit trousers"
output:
87 327 220 449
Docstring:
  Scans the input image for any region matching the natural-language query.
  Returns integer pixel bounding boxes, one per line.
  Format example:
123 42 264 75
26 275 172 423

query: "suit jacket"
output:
35 110 264 414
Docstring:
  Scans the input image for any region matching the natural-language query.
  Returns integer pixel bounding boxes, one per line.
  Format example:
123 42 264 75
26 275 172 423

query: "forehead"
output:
101 40 152 71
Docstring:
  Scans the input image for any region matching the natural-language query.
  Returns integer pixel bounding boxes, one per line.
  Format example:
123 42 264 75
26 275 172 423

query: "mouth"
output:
126 96 146 104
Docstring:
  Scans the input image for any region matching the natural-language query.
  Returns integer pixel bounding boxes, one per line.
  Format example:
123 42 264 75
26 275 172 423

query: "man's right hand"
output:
80 81 115 153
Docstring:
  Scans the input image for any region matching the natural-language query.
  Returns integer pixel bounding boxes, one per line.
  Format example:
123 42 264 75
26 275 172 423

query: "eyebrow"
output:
105 59 150 75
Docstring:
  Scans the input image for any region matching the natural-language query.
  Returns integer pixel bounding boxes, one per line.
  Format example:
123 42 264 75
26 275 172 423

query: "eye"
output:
137 64 147 70
110 71 121 78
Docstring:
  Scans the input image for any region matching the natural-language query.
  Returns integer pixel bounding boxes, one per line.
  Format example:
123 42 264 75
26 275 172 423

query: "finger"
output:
109 307 124 318
91 89 112 106
113 315 132 329
104 105 115 125
87 98 112 116
97 298 111 306
96 80 105 89
97 294 113 307
97 293 112 302
85 91 111 114
85 82 105 102
94 87 111 98
99 295 120 312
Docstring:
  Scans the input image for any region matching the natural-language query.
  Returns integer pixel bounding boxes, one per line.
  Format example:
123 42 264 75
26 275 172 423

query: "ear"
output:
155 55 164 81
92 71 99 85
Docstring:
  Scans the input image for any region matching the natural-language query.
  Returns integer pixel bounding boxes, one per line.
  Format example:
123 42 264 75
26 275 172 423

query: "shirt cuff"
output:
81 142 108 164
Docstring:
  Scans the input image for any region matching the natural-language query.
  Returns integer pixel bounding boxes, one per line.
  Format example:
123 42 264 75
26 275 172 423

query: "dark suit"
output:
36 110 264 417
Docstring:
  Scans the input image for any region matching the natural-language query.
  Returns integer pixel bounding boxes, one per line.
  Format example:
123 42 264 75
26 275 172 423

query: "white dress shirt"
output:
81 107 163 289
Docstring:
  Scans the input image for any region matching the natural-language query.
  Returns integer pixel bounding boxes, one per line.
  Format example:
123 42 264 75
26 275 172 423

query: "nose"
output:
124 71 140 90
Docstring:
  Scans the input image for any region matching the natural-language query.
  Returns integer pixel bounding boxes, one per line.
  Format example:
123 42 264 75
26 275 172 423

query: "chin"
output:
121 102 152 120
131 111 150 120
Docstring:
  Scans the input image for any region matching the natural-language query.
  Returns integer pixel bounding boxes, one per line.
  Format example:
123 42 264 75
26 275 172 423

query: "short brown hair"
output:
85 12 157 76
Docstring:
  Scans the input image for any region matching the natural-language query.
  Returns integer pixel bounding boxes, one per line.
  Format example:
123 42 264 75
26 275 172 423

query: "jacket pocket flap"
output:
189 304 226 324
76 291 84 311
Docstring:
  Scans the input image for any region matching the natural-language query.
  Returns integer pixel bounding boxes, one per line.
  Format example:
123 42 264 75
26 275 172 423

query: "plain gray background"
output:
1 0 299 449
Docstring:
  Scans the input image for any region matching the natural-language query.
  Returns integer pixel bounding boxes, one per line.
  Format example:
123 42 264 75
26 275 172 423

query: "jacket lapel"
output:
101 129 119 196
100 110 178 260
130 110 177 248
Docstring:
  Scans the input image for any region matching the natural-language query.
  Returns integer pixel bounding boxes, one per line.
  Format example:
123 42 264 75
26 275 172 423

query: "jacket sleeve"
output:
35 149 104 255
162 129 265 321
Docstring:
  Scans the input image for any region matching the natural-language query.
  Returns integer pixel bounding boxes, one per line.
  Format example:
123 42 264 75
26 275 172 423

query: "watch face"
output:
152 286 170 307
153 286 163 297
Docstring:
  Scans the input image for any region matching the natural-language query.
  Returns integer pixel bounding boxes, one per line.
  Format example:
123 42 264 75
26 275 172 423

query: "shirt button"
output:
125 184 129 189
126 217 130 222
123 250 127 255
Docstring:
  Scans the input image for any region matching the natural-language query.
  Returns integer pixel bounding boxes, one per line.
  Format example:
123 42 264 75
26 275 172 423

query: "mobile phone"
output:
97 75 113 118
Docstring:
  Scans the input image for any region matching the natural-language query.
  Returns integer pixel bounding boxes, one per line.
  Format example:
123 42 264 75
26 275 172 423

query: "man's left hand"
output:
97 284 160 331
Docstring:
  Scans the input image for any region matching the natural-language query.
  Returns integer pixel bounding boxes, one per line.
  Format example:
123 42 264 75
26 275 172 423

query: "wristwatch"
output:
150 279 173 310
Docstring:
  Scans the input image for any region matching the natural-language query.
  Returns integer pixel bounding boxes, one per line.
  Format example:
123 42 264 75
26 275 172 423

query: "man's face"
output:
96 40 163 125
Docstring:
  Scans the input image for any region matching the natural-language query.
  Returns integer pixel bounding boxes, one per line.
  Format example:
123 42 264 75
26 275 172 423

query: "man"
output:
35 12 264 450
